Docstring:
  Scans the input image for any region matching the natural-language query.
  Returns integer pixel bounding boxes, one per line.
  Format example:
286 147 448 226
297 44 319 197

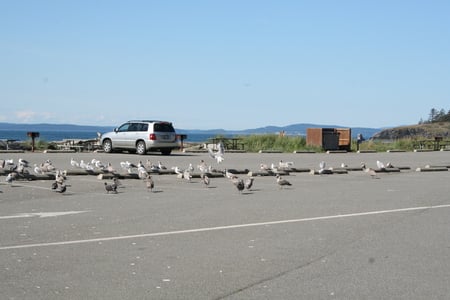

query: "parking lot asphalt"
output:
1 150 450 299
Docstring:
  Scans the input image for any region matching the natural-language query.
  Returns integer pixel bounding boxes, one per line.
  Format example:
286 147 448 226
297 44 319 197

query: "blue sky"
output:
1 1 449 130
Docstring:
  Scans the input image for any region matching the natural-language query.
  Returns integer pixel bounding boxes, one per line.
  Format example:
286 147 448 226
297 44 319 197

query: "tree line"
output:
419 108 450 124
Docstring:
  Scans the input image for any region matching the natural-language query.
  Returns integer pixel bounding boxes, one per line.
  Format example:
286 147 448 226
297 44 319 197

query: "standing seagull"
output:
55 183 67 193
201 173 210 188
276 175 292 189
231 177 245 194
244 177 254 190
104 181 118 194
70 158 80 168
145 175 154 192
361 162 379 179
5 172 17 185
376 160 386 170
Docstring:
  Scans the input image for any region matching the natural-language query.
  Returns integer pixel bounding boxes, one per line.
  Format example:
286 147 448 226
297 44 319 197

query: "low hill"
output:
178 123 381 139
371 122 450 140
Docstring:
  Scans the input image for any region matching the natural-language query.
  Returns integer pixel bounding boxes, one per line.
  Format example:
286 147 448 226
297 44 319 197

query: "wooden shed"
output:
306 128 352 151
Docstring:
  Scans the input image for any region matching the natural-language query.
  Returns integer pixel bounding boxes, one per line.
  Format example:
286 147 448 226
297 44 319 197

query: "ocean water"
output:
0 130 227 143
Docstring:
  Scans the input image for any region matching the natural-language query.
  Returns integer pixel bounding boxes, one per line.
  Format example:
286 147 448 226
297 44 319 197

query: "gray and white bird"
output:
33 164 45 175
244 177 254 190
51 181 59 190
361 162 379 179
276 175 292 189
5 172 17 184
70 158 80 168
183 169 192 182
197 160 209 173
104 181 118 194
55 183 67 193
137 162 149 179
145 175 154 192
18 158 30 168
120 161 138 173
376 160 385 170
231 177 245 194
158 161 167 170
201 173 210 187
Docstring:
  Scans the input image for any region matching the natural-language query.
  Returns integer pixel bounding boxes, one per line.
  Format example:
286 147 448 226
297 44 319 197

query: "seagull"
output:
145 175 154 192
318 161 329 174
93 159 106 170
16 163 29 174
80 160 88 169
85 162 95 171
158 161 167 170
5 172 17 185
70 158 80 168
183 169 192 182
362 162 379 179
172 166 184 175
106 163 116 173
201 173 210 187
260 163 270 171
146 160 159 171
138 168 149 179
4 159 15 170
386 162 394 168
206 142 225 164
55 183 67 193
244 177 254 190
51 181 58 190
137 162 149 179
197 160 209 173
55 170 66 185
231 177 245 194
276 175 292 189
120 161 137 173
18 158 30 168
42 160 56 172
104 181 118 194
33 164 45 175
376 160 385 170
279 160 294 169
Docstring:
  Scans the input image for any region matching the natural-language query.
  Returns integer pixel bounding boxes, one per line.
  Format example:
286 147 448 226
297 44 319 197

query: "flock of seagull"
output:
0 154 298 195
1 158 68 192
1 146 394 195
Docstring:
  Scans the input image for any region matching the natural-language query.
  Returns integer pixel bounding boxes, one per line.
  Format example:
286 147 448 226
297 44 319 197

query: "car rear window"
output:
154 123 175 132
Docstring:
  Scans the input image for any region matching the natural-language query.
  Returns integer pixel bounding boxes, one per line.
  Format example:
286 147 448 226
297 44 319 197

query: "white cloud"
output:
15 111 37 122
15 111 55 123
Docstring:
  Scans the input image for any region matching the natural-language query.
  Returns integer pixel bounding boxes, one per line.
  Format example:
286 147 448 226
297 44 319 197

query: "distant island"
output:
0 122 382 139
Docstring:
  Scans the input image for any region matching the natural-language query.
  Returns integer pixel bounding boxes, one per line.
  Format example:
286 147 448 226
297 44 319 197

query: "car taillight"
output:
149 133 157 140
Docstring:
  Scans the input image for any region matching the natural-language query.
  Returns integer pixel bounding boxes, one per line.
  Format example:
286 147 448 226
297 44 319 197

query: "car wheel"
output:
136 140 146 155
161 149 172 155
103 139 113 153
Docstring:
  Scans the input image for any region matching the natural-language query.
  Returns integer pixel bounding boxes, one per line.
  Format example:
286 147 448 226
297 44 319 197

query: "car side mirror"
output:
114 128 118 132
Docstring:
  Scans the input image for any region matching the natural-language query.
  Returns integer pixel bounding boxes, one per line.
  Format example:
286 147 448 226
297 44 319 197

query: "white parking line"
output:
1 204 449 251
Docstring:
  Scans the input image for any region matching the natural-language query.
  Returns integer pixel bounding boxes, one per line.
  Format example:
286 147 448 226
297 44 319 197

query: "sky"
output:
1 0 449 130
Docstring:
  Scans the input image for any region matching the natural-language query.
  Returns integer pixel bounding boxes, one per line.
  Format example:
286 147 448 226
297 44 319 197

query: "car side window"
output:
118 123 130 132
140 124 148 131
128 123 138 131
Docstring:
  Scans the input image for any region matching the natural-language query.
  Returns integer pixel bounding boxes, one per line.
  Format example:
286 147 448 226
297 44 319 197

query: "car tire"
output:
103 139 113 153
161 149 172 155
136 140 147 155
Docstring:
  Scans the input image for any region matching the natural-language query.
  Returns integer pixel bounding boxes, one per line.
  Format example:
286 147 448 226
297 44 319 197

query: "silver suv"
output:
100 120 179 155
